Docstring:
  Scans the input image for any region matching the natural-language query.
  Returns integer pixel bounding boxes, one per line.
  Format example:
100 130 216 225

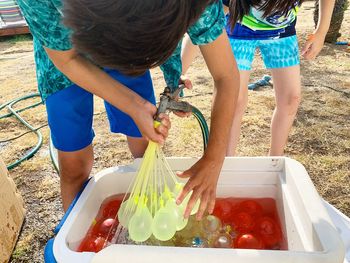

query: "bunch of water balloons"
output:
117 141 200 242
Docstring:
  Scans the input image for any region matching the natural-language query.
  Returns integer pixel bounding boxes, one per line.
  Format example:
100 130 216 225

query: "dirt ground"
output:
0 2 349 262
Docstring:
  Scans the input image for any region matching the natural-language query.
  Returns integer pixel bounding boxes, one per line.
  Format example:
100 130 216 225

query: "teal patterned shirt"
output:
17 0 225 100
17 0 73 100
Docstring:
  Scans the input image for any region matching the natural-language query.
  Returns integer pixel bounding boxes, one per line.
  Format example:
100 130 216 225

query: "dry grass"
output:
0 2 349 262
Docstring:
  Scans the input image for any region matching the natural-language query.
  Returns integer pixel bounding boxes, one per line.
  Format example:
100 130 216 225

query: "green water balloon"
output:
128 206 153 242
161 186 174 203
172 183 184 197
118 199 134 227
166 198 188 231
173 184 200 215
152 206 177 241
180 192 200 215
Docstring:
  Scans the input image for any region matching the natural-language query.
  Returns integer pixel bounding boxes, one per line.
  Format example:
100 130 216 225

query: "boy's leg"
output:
270 65 301 156
58 146 93 211
226 38 256 156
46 85 95 211
127 136 148 158
227 70 251 156
260 35 301 156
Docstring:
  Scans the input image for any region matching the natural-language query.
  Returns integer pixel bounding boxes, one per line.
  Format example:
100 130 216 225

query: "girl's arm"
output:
176 31 239 219
301 0 336 60
223 5 229 14
44 47 170 144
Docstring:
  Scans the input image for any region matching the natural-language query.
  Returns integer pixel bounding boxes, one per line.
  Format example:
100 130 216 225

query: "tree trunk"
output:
314 0 349 43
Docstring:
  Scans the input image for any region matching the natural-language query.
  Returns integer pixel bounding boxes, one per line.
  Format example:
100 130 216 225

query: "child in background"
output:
182 0 335 156
17 0 239 219
224 0 335 156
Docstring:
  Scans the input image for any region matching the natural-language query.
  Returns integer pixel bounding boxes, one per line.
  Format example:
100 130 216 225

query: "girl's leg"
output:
226 37 256 156
270 65 301 156
227 70 251 156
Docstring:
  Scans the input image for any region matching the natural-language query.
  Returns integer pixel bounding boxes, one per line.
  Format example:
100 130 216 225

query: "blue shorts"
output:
46 69 155 152
229 35 300 71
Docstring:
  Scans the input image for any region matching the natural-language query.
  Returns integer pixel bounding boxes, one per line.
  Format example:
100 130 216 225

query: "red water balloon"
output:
254 216 282 248
237 200 263 218
92 218 117 238
232 212 255 232
213 198 234 223
78 235 106 253
234 233 264 249
102 199 122 219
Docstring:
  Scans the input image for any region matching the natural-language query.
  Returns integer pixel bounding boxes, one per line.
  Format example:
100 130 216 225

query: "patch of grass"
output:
36 177 59 200
11 233 33 260
11 246 30 261
0 34 32 44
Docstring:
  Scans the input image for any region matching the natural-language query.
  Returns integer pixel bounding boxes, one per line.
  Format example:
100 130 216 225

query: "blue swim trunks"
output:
229 35 300 71
45 69 155 152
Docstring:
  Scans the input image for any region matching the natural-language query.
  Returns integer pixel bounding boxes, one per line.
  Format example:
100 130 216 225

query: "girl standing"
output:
224 0 335 156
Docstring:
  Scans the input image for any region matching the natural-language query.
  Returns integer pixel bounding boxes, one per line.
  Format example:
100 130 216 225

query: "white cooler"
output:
52 157 346 263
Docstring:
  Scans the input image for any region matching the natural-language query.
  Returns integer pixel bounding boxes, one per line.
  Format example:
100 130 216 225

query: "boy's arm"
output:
176 31 239 219
17 0 169 143
181 0 229 74
301 0 336 60
181 34 200 75
44 48 169 144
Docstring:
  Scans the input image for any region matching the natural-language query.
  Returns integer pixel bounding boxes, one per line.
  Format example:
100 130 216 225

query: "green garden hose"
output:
0 93 44 170
0 100 43 119
191 106 209 150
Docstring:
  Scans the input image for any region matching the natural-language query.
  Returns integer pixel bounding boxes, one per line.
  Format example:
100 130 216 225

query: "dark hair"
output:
228 0 304 29
64 0 215 76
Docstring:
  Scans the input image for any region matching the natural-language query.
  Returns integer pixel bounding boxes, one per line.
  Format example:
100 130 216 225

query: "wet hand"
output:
175 156 222 220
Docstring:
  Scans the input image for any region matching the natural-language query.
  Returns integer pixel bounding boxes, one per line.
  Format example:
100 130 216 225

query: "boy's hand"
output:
176 155 222 220
132 100 171 144
154 113 171 142
173 75 193 118
301 31 326 60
